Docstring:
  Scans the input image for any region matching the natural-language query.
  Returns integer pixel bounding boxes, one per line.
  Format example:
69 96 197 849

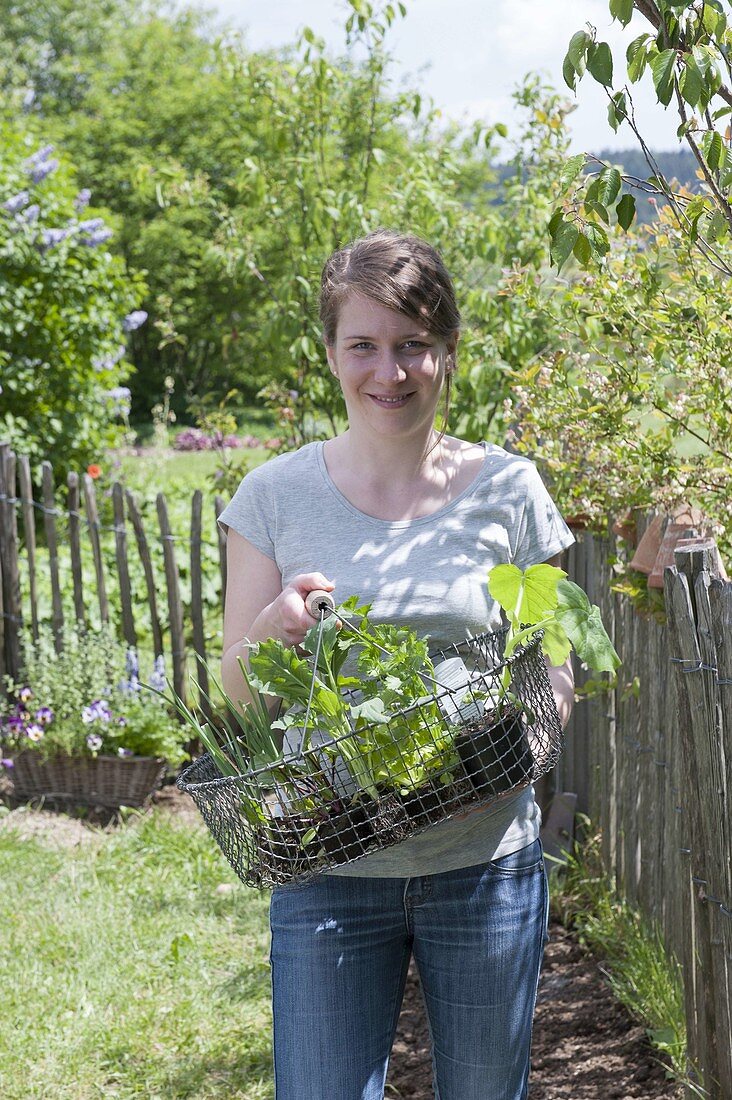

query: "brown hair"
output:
319 229 460 435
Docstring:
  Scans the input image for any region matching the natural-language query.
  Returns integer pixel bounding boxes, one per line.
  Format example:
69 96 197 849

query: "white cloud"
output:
201 0 682 152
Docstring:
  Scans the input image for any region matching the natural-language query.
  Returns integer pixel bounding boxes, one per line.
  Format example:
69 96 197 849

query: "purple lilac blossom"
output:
23 88 36 109
3 191 30 213
86 733 103 752
35 706 54 725
103 387 131 416
21 203 40 223
42 227 70 248
122 310 148 332
126 648 140 680
74 189 92 211
26 144 54 166
92 346 126 373
80 228 113 247
29 158 59 183
148 655 167 692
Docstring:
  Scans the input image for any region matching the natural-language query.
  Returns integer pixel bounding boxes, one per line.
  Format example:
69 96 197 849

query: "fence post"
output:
18 455 39 641
0 444 22 681
156 492 186 705
665 545 729 1098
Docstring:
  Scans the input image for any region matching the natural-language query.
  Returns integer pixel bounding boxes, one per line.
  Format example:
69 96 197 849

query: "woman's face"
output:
325 292 455 444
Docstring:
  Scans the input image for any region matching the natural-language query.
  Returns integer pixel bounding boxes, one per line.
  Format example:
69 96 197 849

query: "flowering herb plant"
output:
0 626 188 768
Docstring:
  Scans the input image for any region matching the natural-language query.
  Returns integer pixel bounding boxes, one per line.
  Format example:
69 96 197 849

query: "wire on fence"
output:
0 490 220 550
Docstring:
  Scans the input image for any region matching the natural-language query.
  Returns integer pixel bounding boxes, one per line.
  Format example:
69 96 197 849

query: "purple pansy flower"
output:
86 733 103 752
26 724 44 742
0 758 14 769
117 747 133 757
19 686 33 703
122 310 148 332
35 706 54 725
82 699 112 724
3 191 30 213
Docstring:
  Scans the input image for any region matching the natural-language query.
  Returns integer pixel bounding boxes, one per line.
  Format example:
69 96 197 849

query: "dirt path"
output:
386 920 681 1099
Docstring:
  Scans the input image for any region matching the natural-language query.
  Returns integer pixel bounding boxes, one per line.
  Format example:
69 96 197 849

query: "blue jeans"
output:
269 838 548 1100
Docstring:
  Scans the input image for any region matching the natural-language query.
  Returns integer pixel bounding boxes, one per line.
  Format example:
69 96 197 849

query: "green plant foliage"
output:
487 563 620 671
554 1 732 273
552 826 692 1093
0 114 145 474
509 211 732 556
0 625 188 765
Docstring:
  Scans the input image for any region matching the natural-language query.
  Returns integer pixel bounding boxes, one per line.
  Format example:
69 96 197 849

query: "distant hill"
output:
494 147 700 226
589 147 700 224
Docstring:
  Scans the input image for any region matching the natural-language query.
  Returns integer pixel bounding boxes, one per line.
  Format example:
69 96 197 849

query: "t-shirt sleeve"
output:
512 462 575 569
216 466 276 561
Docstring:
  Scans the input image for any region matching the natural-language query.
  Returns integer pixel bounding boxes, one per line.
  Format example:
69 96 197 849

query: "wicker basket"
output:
178 629 564 888
11 751 167 809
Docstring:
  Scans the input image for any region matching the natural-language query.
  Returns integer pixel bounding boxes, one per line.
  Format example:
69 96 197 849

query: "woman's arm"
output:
221 529 334 708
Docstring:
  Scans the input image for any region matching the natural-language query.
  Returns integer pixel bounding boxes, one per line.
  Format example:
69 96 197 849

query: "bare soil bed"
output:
386 921 681 1099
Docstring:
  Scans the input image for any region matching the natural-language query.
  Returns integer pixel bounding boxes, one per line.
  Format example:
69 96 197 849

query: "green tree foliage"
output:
555 0 732 272
0 113 145 472
1 0 579 450
510 205 732 554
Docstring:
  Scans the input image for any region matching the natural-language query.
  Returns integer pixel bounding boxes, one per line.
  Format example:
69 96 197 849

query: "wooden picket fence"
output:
1 440 730 1095
555 529 732 1100
0 442 228 718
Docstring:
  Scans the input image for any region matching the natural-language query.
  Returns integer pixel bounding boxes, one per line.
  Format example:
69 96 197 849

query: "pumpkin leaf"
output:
488 562 567 626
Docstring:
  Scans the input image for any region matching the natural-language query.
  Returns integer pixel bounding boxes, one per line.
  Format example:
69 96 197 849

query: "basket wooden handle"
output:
305 589 336 619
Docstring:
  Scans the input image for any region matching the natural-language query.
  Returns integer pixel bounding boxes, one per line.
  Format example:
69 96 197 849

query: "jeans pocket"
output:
488 837 543 875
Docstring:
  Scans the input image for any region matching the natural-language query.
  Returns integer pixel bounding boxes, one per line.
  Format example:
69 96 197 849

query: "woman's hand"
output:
257 572 336 648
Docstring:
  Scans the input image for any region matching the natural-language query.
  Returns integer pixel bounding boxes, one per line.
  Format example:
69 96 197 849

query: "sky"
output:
205 0 681 154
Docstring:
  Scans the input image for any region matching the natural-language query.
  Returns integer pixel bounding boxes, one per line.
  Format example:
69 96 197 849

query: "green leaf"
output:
608 91 627 132
573 233 592 264
627 34 652 83
584 222 610 257
549 217 580 272
567 30 592 75
488 563 567 626
555 580 621 672
559 153 587 192
707 130 723 169
563 55 577 92
596 166 622 206
650 49 677 106
541 620 573 666
680 56 703 107
616 192 636 230
609 0 633 26
587 41 614 87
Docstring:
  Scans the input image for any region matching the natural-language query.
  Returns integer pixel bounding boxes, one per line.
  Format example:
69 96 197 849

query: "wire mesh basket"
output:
177 627 563 888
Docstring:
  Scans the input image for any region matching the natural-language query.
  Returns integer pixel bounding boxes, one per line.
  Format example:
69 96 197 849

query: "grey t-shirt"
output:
218 440 574 876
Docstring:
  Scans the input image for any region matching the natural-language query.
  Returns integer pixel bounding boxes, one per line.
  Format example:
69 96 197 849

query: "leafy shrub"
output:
0 625 188 766
0 114 146 475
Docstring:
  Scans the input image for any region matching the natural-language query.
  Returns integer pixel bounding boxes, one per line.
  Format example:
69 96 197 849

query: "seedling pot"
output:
455 707 534 797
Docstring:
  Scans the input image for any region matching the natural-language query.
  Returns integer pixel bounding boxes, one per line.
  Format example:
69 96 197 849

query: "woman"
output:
218 229 575 1100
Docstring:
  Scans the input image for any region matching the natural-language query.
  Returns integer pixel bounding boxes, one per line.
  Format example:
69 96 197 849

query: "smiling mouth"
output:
367 393 413 406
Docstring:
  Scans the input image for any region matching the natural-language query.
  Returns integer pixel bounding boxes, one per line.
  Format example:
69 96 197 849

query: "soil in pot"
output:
360 790 412 845
318 802 375 862
456 708 534 798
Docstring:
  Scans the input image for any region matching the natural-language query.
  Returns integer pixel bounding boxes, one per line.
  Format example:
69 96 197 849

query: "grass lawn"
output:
0 806 274 1099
